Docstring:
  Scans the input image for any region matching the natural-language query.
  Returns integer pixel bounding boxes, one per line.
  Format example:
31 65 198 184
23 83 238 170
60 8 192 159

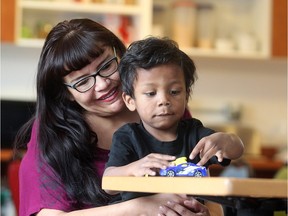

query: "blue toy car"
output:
159 162 208 177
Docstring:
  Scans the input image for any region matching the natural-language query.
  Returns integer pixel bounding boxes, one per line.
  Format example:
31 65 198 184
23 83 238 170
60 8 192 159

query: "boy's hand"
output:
128 153 176 176
189 132 228 166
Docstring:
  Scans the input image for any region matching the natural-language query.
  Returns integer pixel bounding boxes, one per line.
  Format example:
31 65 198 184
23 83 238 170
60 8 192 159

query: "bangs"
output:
56 35 105 76
39 18 123 83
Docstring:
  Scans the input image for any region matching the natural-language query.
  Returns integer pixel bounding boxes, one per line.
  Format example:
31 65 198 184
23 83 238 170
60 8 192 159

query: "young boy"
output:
104 37 244 201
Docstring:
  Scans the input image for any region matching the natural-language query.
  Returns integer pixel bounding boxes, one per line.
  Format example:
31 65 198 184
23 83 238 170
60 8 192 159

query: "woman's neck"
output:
85 108 139 150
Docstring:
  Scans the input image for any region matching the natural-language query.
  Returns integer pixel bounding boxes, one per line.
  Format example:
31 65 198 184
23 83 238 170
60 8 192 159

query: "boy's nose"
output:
160 101 170 106
158 95 171 106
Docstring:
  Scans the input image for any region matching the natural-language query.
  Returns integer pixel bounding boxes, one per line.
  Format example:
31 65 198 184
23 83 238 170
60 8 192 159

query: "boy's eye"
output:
144 92 156 97
170 90 180 95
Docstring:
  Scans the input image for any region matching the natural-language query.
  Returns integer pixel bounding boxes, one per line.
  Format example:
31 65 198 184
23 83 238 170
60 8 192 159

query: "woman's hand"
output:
158 196 211 216
135 194 211 216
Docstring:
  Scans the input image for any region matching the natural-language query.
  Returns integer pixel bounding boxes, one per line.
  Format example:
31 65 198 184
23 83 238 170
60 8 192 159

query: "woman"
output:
15 18 243 216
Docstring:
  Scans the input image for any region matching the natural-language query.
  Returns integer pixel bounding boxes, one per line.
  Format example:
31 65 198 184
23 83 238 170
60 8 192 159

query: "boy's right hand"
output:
128 153 176 176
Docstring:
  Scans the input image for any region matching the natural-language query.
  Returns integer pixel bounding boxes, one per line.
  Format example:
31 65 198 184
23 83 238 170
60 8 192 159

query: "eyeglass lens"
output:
74 58 118 92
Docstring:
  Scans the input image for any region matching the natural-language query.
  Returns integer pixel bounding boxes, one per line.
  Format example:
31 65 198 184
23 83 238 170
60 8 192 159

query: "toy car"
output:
159 157 208 177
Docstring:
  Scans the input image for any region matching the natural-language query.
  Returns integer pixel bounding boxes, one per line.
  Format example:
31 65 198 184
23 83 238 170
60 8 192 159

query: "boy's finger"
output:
189 140 204 159
152 153 176 161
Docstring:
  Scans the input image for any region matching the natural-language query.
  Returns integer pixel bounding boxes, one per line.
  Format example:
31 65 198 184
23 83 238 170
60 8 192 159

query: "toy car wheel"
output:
194 171 203 177
167 170 175 177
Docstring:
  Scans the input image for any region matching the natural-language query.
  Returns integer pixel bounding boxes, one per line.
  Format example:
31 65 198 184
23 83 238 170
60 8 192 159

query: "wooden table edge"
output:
102 176 288 198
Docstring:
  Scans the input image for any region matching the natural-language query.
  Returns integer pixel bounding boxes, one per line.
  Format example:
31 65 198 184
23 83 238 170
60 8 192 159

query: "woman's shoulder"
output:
20 121 40 170
19 119 45 180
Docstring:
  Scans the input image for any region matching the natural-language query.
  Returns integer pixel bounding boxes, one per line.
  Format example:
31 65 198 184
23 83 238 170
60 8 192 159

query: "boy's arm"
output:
104 165 132 177
221 133 244 159
105 153 176 177
103 153 176 194
103 165 131 195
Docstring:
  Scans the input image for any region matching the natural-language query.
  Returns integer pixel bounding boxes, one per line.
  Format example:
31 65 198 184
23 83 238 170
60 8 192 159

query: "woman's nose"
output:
94 76 110 91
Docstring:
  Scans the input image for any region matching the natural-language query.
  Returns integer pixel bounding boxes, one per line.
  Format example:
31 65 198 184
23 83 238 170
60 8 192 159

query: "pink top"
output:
19 121 109 216
19 109 192 215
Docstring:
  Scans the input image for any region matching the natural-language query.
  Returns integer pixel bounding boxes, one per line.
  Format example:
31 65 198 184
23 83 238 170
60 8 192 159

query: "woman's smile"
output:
97 87 119 102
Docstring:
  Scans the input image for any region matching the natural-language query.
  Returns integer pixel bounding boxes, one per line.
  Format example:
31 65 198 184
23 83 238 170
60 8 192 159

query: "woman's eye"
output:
101 62 112 72
76 78 91 87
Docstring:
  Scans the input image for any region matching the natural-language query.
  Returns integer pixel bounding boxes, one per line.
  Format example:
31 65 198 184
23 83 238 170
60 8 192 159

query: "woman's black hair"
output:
14 18 126 208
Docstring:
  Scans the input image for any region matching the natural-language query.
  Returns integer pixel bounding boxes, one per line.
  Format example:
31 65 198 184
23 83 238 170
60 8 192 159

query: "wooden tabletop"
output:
102 177 287 198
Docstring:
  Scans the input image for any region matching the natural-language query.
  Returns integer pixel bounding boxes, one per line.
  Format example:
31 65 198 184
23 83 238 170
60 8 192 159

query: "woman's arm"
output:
37 194 171 216
37 201 140 216
37 194 212 216
37 198 147 216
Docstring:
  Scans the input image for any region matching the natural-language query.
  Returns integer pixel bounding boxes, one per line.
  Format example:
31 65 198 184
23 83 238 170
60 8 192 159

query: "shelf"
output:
182 47 269 59
152 0 272 59
12 0 285 58
20 0 142 15
15 0 152 47
1 90 37 101
17 38 45 47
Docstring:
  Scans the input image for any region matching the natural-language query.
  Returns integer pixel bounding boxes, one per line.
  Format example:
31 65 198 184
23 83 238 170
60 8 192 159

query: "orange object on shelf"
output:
1 149 14 162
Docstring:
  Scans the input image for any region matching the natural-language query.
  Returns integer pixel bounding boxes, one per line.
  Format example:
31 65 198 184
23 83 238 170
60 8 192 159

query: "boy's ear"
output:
122 92 136 111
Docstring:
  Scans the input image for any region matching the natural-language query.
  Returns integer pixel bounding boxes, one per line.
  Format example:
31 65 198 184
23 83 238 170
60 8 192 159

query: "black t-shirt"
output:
106 118 230 201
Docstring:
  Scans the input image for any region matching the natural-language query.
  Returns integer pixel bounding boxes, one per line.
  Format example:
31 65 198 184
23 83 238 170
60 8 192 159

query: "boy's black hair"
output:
118 36 197 98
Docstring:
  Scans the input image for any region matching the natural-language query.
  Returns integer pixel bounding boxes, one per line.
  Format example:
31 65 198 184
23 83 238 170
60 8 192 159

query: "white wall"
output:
1 43 287 149
189 56 287 148
1 43 40 101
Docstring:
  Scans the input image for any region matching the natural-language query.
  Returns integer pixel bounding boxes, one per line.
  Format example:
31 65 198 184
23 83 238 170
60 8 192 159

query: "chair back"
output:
7 159 21 215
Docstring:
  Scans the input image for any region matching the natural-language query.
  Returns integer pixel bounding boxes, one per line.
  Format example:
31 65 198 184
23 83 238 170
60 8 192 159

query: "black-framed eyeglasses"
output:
64 47 118 93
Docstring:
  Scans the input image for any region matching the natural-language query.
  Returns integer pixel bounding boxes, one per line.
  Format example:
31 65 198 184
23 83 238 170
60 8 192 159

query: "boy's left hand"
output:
189 132 229 166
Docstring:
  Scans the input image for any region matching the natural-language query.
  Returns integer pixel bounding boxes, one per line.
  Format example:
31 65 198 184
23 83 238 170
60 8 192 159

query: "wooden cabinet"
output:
153 0 261 59
14 0 152 47
3 0 287 58
153 0 287 58
1 0 16 42
272 0 287 57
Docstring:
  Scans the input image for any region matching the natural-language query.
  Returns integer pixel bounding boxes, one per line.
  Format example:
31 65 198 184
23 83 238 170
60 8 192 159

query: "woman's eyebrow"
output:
69 50 114 83
67 67 93 84
95 53 114 70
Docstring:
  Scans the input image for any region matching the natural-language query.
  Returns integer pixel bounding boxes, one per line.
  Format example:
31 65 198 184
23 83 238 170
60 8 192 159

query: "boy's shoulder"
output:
116 122 142 133
180 118 204 127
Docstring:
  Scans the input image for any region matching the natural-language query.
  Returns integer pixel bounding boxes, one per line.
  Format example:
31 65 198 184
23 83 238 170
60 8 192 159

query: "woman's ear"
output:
122 92 136 111
67 91 75 101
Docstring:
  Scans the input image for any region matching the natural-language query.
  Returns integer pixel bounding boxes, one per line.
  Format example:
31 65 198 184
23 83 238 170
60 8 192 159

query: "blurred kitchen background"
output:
1 0 287 215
